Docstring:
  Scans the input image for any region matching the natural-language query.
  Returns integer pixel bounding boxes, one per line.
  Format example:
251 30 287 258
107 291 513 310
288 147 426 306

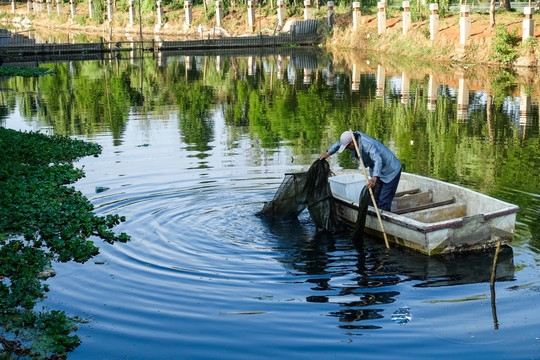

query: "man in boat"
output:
319 130 401 212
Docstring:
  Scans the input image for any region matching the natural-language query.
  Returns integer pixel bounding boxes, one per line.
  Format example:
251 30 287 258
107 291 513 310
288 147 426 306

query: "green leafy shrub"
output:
490 24 519 66
93 0 105 24
522 35 538 52
74 13 87 25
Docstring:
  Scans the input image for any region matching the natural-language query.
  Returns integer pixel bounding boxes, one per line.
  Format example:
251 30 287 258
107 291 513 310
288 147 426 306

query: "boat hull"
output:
330 172 519 255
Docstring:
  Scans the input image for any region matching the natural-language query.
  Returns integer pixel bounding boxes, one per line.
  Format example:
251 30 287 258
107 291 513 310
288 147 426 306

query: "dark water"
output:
2 49 539 359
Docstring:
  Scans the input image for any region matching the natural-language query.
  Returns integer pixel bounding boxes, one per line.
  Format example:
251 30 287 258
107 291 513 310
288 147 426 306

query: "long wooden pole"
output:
349 130 390 249
490 241 502 330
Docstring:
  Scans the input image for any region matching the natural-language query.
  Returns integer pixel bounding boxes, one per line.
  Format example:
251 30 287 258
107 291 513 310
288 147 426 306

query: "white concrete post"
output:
457 75 469 120
107 0 113 22
429 3 439 40
402 1 411 35
157 0 164 25
401 71 410 104
216 1 223 27
70 0 75 18
184 0 192 26
185 56 192 70
247 1 255 30
523 7 535 41
304 68 312 85
11 0 16 14
216 55 222 72
56 0 61 15
32 0 36 13
27 0 31 13
88 0 94 18
130 39 136 64
277 55 284 80
157 42 163 66
352 63 360 91
459 4 471 45
377 1 386 35
519 85 531 126
326 63 334 86
248 56 254 76
277 0 285 28
327 1 334 28
353 2 361 30
304 0 311 20
47 0 53 15
427 73 437 111
128 0 135 25
376 64 385 97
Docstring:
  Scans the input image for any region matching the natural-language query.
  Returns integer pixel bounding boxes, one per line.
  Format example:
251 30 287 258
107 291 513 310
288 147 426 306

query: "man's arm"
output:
319 140 341 160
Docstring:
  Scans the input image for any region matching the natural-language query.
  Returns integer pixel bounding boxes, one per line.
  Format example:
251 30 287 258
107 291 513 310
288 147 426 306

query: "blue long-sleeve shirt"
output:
327 131 401 183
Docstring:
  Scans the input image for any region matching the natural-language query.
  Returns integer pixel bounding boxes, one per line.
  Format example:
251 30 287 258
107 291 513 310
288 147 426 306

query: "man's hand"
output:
367 176 378 189
319 152 330 160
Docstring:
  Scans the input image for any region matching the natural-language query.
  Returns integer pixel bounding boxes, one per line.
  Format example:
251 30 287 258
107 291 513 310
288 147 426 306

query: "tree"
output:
490 0 496 27
499 0 511 11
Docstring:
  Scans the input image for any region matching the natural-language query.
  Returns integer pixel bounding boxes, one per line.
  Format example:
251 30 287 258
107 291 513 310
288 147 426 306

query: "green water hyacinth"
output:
0 128 130 359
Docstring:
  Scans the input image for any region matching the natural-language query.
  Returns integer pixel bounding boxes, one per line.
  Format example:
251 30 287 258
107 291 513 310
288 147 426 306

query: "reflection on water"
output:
1 46 539 359
265 215 515 332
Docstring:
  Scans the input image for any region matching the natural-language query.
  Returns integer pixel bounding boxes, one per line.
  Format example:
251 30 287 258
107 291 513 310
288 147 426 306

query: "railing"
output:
0 19 320 63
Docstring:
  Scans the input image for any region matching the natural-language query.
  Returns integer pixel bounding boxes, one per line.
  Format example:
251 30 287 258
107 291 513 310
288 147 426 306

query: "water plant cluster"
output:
0 128 130 359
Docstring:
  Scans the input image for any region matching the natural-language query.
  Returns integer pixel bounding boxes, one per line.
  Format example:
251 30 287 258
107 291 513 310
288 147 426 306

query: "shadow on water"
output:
259 214 514 330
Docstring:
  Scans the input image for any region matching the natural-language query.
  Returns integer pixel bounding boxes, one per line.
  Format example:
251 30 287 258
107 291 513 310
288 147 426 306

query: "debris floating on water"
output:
37 268 56 279
219 311 266 315
391 307 412 324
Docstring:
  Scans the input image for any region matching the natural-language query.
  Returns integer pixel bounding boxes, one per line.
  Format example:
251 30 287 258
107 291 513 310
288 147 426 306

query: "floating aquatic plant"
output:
0 128 129 359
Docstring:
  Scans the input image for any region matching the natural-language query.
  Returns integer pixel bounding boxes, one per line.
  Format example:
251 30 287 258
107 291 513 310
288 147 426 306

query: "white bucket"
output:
329 173 367 201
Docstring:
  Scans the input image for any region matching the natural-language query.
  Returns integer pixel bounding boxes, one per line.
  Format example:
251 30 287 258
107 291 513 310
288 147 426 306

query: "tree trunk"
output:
490 0 496 27
499 0 511 11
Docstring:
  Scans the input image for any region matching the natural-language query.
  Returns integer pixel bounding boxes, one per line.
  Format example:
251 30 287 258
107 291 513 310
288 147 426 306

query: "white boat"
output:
329 171 520 255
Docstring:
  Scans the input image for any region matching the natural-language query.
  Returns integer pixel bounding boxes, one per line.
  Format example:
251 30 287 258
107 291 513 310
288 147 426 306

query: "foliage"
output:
490 24 519 66
0 67 54 78
74 13 87 26
168 0 185 10
521 35 538 52
0 50 538 237
0 309 80 359
489 68 516 107
205 1 216 21
93 0 105 24
141 0 156 13
0 128 130 359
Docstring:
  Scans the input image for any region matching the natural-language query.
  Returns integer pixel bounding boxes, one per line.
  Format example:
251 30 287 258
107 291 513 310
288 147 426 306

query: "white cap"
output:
338 131 353 153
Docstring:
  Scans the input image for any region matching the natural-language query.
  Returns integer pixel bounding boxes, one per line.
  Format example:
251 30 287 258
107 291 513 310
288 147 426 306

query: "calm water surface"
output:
2 50 539 359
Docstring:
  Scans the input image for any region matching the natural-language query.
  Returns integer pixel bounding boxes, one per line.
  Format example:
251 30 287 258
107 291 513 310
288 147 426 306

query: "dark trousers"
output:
371 170 401 212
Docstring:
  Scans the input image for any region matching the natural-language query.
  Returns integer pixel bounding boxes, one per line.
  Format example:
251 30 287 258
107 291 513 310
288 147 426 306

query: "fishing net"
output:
259 159 370 238
258 160 340 232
